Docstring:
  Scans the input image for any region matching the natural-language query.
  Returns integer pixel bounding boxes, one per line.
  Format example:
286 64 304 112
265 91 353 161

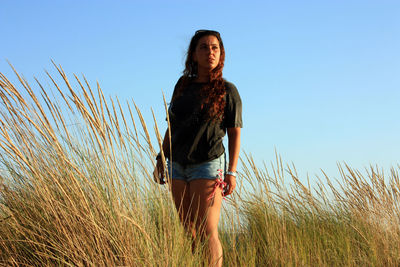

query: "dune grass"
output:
0 63 399 266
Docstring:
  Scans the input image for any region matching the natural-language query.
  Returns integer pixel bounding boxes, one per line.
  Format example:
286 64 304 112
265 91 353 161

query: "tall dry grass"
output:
0 63 399 266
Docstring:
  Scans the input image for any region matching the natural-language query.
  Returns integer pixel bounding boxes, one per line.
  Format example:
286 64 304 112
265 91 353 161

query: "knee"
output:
205 227 219 241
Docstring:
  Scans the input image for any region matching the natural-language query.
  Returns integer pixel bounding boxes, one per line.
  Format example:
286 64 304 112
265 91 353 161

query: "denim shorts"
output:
167 153 226 182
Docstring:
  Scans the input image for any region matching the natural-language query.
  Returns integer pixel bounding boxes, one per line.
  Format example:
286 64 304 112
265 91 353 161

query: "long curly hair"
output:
173 30 226 121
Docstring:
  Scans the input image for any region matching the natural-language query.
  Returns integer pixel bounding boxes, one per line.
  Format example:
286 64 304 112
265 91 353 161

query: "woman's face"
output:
193 35 221 72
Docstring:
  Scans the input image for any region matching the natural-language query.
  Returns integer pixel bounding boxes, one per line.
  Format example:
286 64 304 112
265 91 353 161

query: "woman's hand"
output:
153 158 166 184
224 174 236 196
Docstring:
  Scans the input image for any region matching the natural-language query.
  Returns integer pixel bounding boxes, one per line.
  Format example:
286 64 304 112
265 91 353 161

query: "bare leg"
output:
170 180 196 240
190 179 223 267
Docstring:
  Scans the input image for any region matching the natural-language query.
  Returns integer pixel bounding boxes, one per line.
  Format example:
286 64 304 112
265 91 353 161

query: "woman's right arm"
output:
155 128 170 183
161 128 170 159
156 78 180 182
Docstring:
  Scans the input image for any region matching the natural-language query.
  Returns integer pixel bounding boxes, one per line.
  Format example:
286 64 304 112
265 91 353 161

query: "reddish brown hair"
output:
174 30 226 121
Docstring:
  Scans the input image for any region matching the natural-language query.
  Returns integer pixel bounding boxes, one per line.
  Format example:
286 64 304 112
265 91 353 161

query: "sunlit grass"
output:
0 63 399 266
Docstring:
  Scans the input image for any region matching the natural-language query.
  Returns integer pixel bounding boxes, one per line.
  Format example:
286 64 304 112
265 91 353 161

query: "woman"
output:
156 29 242 267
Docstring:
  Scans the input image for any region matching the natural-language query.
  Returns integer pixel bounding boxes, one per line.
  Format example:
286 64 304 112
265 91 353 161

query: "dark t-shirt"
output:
168 78 242 166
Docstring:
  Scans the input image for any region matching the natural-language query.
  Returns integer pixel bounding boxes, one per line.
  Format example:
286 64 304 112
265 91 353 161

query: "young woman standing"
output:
156 29 242 266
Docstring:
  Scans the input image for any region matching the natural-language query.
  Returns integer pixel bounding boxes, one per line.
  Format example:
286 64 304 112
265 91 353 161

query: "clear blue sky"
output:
1 0 399 182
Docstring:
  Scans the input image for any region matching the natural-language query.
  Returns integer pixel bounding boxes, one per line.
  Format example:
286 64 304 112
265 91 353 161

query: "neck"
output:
195 68 211 82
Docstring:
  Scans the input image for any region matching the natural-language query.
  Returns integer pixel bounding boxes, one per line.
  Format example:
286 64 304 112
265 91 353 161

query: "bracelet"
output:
226 171 237 177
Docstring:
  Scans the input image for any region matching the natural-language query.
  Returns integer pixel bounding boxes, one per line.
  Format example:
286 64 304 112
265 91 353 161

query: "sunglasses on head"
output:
195 29 221 37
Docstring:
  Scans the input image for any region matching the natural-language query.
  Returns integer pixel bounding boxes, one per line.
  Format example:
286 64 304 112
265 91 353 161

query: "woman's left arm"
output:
224 127 241 196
